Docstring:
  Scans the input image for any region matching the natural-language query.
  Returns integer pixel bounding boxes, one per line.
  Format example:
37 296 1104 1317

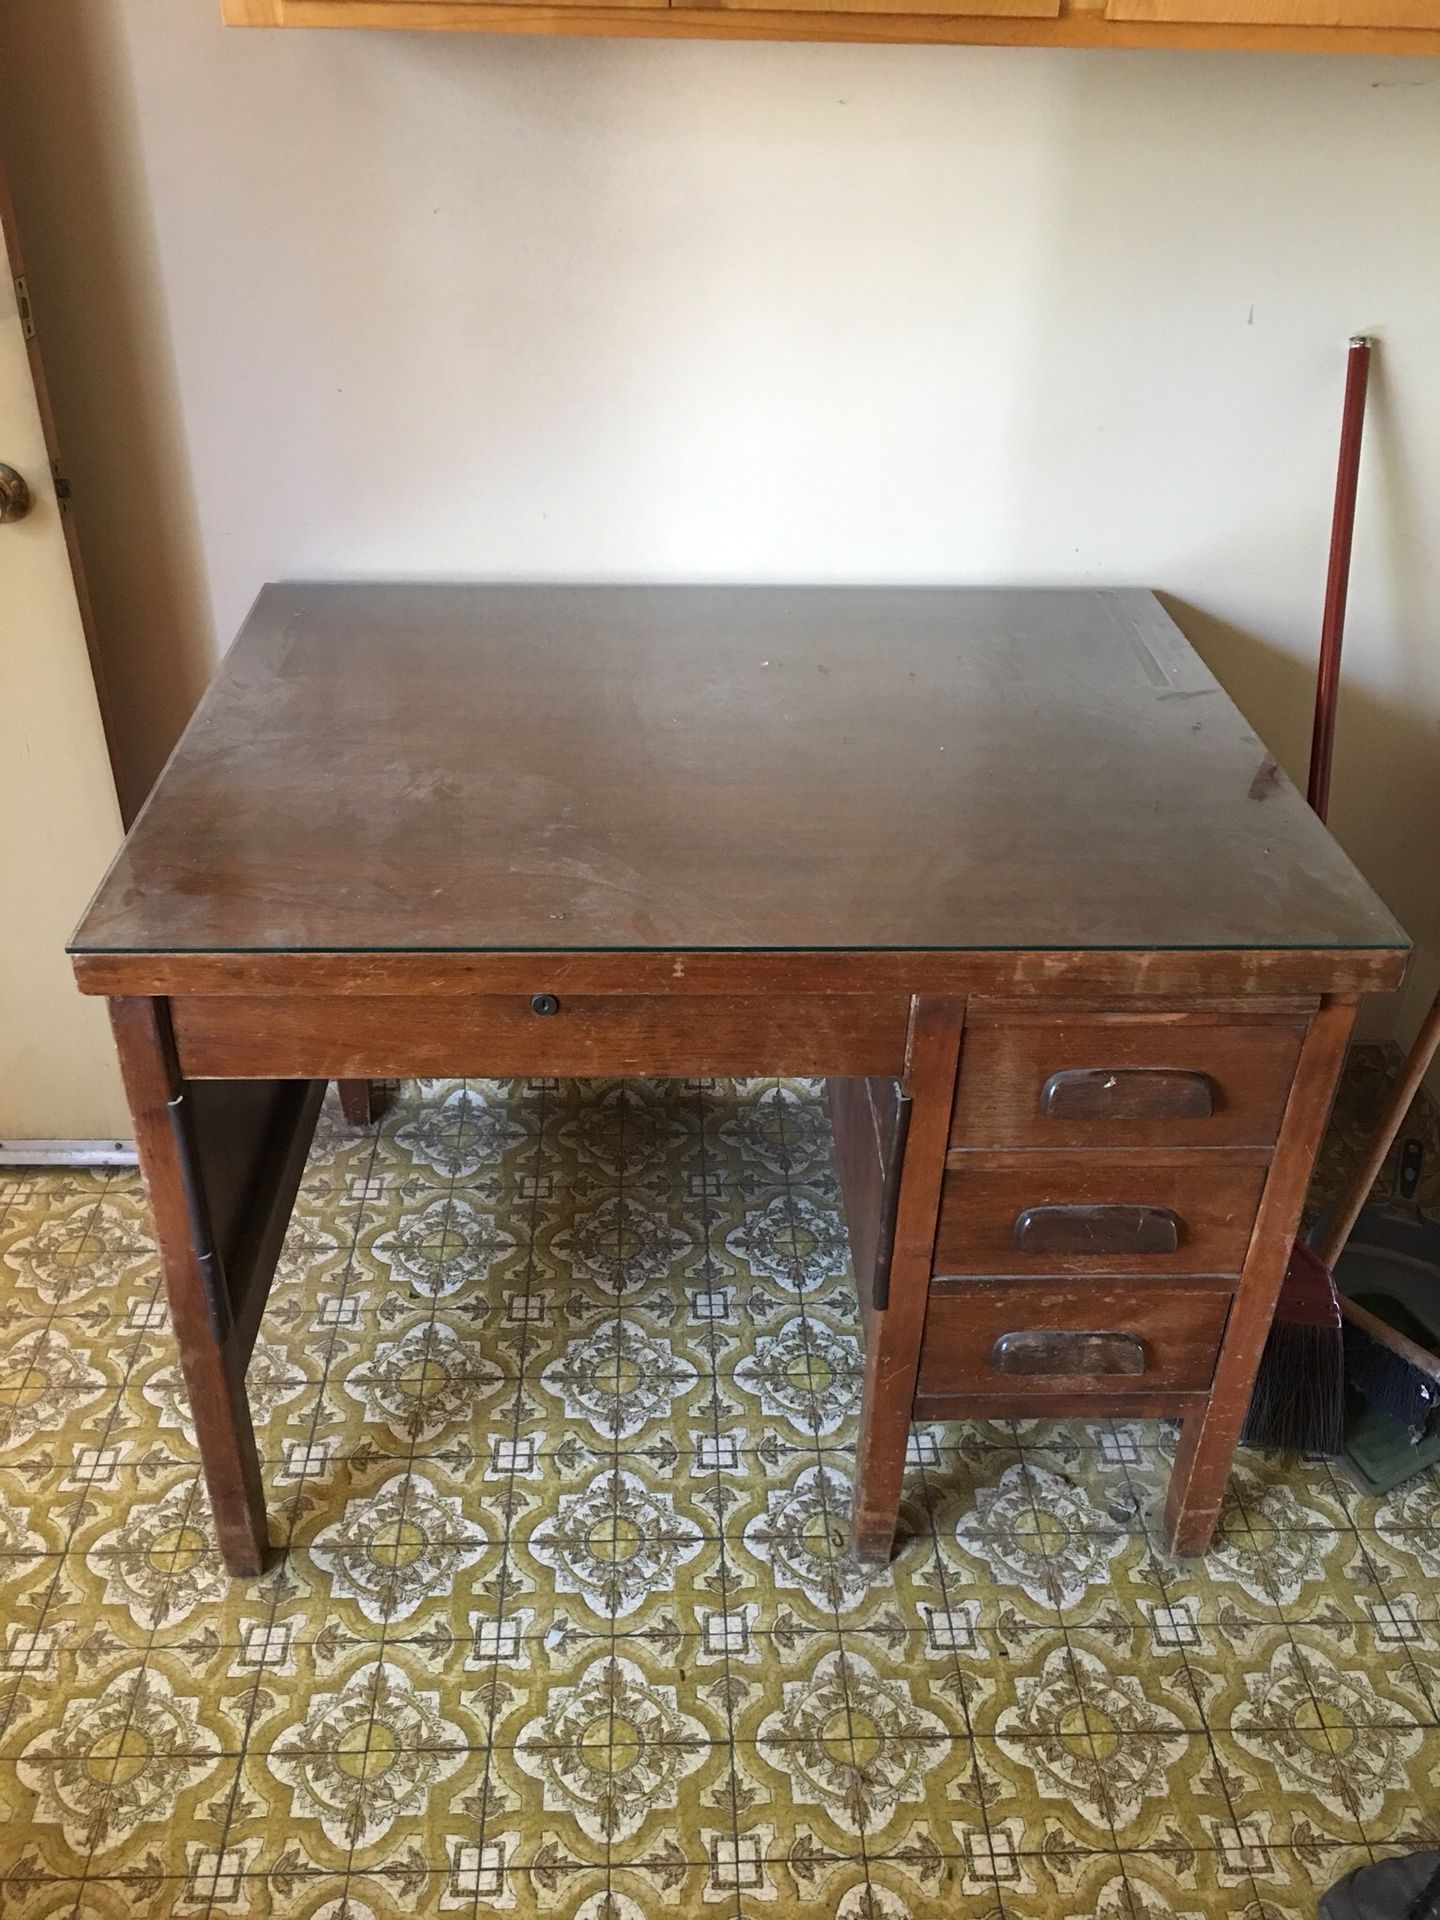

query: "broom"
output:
1245 338 1440 1454
1241 337 1373 1454
1241 992 1440 1452
1322 992 1440 1441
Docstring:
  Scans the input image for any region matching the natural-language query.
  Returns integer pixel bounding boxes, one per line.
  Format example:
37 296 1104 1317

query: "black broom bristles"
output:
1242 1240 1346 1456
1343 1318 1440 1443
1242 1319 1346 1455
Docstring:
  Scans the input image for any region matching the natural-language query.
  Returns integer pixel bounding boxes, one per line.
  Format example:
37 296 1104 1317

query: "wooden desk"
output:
70 583 1407 1576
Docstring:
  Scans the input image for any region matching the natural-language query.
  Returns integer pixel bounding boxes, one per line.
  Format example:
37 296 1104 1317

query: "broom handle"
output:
1340 1294 1440 1389
1316 988 1440 1272
1307 335 1372 824
1304 335 1395 1274
1301 338 1440 1370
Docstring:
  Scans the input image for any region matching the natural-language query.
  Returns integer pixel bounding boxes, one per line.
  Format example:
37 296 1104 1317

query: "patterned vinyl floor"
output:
1 1064 1439 1920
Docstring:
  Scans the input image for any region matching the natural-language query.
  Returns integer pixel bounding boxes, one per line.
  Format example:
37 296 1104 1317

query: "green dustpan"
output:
1330 1205 1440 1493
1338 1389 1440 1494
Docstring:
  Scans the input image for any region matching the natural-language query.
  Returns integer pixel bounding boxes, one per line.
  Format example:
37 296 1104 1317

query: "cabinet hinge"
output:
14 276 35 340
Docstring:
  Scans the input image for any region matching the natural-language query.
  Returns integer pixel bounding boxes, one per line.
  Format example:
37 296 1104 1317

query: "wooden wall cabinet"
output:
223 0 1440 51
1107 0 1437 26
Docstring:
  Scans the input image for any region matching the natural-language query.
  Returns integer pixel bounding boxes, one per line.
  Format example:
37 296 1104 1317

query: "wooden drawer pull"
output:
1012 1203 1181 1256
1040 1067 1214 1121
990 1329 1147 1377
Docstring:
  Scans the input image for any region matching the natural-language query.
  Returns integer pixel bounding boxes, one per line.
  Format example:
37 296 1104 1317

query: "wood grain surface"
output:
169 992 910 1078
917 1279 1232 1398
950 1008 1308 1151
933 1154 1269 1278
221 0 1440 53
71 585 1408 974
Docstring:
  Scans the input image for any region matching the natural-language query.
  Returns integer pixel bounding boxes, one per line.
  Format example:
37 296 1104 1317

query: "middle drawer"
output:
933 1155 1267 1278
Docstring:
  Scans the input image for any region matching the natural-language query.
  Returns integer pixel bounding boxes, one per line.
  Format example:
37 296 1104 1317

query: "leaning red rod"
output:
1307 335 1373 822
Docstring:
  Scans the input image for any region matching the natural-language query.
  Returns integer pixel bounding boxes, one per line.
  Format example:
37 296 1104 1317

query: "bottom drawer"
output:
916 1281 1232 1400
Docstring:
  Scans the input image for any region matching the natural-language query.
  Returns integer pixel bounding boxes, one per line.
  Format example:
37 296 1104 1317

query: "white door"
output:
0 196 128 1154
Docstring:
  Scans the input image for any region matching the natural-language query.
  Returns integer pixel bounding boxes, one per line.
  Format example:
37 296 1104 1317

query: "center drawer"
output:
916 1280 1232 1400
169 991 911 1079
933 1156 1267 1277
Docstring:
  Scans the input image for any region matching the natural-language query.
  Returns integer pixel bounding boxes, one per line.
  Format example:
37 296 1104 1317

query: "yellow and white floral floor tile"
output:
1 1065 1438 1919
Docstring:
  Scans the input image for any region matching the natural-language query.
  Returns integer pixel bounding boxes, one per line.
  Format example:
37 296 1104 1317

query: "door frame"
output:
0 159 133 1162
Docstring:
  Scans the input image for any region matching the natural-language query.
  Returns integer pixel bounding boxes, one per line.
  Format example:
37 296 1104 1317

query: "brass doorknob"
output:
0 464 33 523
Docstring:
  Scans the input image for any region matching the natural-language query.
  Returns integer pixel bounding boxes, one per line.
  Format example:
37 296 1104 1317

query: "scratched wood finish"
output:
950 1008 1308 1150
932 1155 1269 1278
170 993 910 1080
221 0 1440 52
1164 996 1360 1553
71 945 1404 1001
70 586 1408 975
74 587 1409 1571
913 1385 1212 1421
916 1280 1233 1399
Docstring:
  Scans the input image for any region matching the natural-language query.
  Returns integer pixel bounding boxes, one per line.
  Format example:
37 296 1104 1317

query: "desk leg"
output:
109 997 270 1576
337 1079 384 1127
852 998 964 1564
1164 995 1357 1557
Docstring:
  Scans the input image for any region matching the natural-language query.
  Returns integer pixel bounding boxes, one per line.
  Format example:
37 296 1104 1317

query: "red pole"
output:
1307 335 1373 824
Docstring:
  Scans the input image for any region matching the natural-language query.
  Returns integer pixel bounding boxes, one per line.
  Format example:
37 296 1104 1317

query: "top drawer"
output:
951 1008 1308 1151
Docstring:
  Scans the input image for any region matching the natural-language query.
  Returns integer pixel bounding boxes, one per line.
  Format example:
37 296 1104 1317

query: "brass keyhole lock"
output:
530 993 560 1016
0 465 33 524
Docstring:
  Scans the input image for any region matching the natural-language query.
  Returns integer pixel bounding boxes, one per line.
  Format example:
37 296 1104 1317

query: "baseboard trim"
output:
0 1139 138 1168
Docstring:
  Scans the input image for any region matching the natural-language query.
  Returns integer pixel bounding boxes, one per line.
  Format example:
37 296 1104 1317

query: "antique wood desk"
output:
70 583 1408 1576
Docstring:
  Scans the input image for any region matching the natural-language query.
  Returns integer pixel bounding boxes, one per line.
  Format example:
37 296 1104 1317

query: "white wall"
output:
3 5 1439 1040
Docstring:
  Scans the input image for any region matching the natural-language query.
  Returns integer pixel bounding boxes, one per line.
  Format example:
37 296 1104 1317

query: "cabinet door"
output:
1107 0 1436 25
401 0 667 8
227 0 670 17
715 0 1058 17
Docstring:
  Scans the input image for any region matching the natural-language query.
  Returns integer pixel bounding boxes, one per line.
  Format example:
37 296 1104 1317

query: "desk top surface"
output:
72 582 1407 961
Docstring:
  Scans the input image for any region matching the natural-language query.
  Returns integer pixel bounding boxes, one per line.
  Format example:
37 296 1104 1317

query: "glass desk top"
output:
72 583 1408 961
